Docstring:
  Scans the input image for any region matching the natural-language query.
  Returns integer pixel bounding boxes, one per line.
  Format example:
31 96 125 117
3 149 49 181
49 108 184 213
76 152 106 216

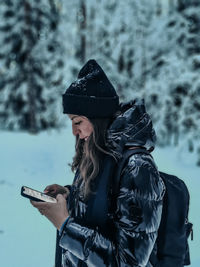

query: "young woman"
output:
31 59 165 267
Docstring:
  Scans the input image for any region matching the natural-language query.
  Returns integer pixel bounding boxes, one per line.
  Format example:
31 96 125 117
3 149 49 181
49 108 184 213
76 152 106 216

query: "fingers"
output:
44 184 57 194
44 184 55 191
30 200 51 217
59 187 69 195
62 193 68 199
44 184 69 197
56 194 65 202
56 194 62 199
30 200 50 209
30 200 45 216
39 209 44 215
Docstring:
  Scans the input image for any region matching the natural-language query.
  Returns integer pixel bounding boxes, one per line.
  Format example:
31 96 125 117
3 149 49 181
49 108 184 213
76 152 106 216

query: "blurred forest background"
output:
0 0 200 165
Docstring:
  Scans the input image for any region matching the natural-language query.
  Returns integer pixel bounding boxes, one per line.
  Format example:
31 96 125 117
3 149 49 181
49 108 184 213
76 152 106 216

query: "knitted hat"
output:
62 59 119 118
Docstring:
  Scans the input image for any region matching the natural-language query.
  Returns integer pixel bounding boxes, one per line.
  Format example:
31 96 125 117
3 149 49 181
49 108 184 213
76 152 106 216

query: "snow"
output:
0 126 74 267
0 127 199 267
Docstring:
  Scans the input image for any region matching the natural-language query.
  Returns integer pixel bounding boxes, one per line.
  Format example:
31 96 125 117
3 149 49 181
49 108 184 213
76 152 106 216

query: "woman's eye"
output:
74 121 82 125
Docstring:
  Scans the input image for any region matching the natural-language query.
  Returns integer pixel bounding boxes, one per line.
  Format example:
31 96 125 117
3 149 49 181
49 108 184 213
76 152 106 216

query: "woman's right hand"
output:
44 184 70 199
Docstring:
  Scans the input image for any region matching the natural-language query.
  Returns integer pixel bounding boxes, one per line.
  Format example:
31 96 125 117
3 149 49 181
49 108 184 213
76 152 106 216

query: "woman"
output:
31 59 165 267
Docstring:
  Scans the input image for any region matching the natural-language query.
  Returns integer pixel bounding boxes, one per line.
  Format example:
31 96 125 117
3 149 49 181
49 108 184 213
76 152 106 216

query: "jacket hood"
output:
106 98 156 160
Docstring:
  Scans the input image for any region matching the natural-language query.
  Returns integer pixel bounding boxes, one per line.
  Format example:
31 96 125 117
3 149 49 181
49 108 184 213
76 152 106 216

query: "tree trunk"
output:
156 0 162 16
24 1 37 133
141 42 146 88
79 0 87 64
168 0 177 14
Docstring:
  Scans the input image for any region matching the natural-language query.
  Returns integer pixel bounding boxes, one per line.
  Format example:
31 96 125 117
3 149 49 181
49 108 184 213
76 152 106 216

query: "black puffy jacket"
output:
59 99 165 267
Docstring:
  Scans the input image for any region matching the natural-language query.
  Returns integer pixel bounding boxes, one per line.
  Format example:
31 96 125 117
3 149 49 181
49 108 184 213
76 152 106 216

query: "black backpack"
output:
113 148 193 267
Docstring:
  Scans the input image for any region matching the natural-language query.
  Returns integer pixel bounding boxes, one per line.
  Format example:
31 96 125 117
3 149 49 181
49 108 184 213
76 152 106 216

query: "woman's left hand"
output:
30 194 69 230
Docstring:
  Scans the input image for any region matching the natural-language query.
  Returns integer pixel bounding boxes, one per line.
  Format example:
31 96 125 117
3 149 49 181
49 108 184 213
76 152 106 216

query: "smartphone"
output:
21 186 57 203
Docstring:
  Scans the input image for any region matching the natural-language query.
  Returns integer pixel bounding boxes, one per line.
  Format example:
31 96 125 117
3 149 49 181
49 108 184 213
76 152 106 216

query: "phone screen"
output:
21 186 57 203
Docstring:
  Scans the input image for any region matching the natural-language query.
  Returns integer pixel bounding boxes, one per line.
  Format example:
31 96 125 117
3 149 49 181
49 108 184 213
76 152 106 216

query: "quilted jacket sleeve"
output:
59 155 165 267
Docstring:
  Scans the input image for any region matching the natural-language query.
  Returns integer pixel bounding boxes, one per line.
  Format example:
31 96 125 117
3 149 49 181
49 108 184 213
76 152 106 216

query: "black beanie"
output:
62 59 119 118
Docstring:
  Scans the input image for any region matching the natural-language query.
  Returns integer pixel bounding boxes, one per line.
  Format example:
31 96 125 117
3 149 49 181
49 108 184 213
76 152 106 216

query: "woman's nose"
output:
72 125 80 136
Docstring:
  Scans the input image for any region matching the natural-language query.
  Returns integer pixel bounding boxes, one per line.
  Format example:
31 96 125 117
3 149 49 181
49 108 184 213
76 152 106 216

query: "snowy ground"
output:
0 128 199 267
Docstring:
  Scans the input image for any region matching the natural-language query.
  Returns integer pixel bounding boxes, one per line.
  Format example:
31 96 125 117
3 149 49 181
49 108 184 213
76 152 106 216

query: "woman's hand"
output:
44 184 70 199
30 194 69 230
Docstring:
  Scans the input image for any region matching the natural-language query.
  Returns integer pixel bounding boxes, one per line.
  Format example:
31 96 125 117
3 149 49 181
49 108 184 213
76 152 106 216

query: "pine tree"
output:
142 0 200 165
83 0 155 101
60 0 88 79
0 0 64 132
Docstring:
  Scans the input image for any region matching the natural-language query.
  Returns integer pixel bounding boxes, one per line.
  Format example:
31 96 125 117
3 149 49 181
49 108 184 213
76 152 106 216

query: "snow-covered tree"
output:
81 0 155 101
0 0 65 132
142 1 200 165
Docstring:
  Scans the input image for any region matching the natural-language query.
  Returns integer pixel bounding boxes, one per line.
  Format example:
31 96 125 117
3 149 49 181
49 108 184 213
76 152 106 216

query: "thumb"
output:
56 194 65 202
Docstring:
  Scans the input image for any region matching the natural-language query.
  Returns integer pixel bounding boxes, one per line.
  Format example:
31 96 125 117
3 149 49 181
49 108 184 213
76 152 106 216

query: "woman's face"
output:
68 114 93 141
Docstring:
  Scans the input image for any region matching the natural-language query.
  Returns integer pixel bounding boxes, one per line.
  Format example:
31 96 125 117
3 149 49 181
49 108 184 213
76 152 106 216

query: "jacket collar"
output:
106 98 156 160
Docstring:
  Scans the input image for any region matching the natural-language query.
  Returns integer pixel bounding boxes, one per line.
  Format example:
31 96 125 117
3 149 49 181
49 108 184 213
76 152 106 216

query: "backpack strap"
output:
112 148 151 196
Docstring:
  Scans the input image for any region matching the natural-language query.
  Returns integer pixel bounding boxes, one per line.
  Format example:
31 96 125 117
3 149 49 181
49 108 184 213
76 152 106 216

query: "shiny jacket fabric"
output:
59 99 165 267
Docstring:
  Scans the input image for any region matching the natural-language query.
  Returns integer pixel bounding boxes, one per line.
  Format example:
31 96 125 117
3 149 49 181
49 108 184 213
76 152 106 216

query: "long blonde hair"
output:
71 117 115 198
